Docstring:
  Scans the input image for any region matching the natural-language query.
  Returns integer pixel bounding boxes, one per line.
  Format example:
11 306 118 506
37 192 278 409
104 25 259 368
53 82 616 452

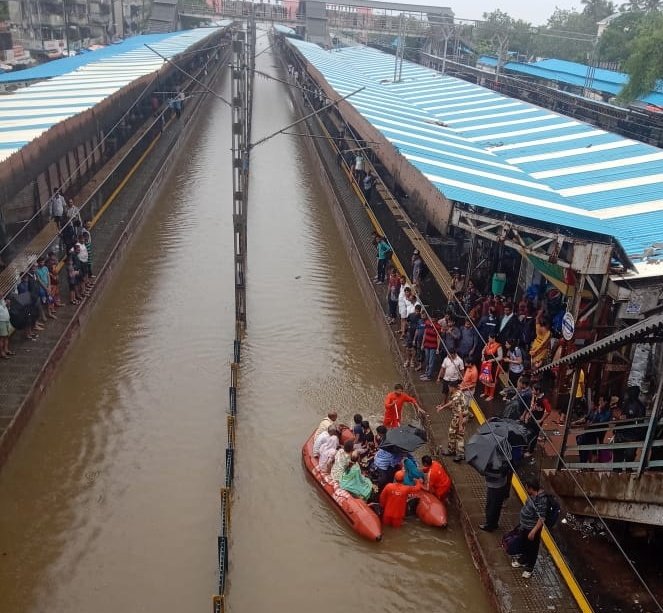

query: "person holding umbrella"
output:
436 379 469 462
480 459 512 532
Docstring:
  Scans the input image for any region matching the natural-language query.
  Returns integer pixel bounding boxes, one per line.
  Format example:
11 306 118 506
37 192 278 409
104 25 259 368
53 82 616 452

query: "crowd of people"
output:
0 188 95 358
373 252 649 469
311 408 452 529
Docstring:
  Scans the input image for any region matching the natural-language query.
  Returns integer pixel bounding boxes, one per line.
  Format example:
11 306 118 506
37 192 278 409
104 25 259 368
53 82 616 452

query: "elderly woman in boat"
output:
340 451 374 501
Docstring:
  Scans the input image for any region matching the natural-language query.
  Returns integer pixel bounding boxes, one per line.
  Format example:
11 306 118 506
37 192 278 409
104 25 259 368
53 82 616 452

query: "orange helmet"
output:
394 470 405 482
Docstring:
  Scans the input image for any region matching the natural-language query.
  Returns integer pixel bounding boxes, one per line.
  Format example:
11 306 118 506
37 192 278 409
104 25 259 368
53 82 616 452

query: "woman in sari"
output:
529 317 552 370
340 451 374 501
479 332 503 401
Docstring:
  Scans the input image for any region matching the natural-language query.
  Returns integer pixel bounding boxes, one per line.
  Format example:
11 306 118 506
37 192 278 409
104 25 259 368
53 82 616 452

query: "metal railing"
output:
559 416 663 471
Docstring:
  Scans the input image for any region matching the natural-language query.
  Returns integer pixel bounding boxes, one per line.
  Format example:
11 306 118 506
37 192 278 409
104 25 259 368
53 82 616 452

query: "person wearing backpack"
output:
511 478 557 579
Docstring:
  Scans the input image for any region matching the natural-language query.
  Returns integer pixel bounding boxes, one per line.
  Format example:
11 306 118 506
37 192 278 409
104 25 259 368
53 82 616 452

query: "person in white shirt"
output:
437 349 465 405
64 199 81 227
314 411 338 439
313 426 338 458
48 188 66 227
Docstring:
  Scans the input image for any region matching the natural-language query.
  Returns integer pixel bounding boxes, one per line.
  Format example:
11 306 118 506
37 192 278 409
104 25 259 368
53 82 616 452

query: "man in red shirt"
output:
419 316 441 381
383 383 422 428
379 470 422 527
422 455 452 500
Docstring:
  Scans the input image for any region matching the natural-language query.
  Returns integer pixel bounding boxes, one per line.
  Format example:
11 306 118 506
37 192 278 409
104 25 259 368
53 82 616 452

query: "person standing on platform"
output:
49 188 65 228
362 171 375 203
375 236 392 285
419 314 441 382
511 478 548 578
353 152 364 181
436 380 469 462
386 269 401 325
436 348 465 405
379 469 422 528
459 357 478 404
480 461 512 532
383 383 421 428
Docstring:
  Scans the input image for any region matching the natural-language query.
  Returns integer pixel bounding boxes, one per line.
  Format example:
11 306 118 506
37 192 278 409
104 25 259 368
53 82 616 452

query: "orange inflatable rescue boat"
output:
302 430 383 541
302 428 448 539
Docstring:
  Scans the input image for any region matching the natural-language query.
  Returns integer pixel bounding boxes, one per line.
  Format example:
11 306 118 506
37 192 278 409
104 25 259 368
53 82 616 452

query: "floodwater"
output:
0 34 491 613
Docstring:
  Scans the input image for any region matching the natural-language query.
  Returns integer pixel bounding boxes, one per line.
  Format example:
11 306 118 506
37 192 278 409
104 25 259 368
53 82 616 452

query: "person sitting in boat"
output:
373 447 403 493
313 425 339 458
318 433 340 473
352 414 364 442
340 451 374 501
374 425 387 449
331 440 355 483
422 455 451 501
379 470 422 528
315 411 338 439
360 421 375 451
403 454 425 486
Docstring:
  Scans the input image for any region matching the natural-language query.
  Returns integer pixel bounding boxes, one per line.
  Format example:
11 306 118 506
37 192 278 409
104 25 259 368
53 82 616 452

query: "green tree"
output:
598 11 647 62
0 1 8 21
581 0 616 21
622 0 661 12
473 10 533 57
532 8 598 62
619 11 663 100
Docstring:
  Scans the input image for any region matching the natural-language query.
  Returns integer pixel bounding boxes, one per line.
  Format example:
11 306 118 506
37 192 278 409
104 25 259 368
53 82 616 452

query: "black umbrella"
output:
477 418 529 445
381 425 427 453
466 418 528 475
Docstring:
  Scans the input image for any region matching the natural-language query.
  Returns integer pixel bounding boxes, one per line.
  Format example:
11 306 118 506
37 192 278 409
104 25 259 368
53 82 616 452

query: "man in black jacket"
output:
497 302 521 344
480 460 512 532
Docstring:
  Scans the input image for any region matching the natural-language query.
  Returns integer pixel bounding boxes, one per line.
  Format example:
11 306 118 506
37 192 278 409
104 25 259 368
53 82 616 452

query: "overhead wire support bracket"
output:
144 43 232 108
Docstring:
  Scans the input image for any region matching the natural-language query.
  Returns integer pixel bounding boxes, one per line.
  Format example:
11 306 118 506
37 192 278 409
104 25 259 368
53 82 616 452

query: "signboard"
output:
562 311 575 341
626 301 642 315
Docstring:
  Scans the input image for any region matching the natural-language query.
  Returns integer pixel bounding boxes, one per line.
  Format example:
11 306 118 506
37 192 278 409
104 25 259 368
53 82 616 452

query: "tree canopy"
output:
464 2 663 102
618 11 663 101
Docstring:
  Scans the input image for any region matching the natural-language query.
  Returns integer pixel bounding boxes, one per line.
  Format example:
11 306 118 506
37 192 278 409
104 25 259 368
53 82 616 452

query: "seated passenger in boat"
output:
331 440 355 483
315 411 338 439
374 425 387 449
313 426 339 458
318 433 340 473
352 414 364 443
422 455 452 501
340 451 374 501
403 454 425 486
360 421 375 451
373 447 403 492
379 470 422 528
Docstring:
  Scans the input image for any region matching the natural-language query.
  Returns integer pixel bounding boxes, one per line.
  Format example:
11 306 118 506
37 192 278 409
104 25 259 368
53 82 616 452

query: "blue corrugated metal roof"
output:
478 55 663 106
273 24 297 36
0 27 228 163
0 33 178 83
291 41 663 262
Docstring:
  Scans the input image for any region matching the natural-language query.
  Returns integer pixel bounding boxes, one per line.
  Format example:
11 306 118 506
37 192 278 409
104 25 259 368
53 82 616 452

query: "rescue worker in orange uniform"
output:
383 383 422 428
421 455 452 500
379 470 422 528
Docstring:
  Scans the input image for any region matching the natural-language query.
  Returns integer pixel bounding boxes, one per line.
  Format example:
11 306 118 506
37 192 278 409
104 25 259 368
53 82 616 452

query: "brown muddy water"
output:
0 35 491 613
